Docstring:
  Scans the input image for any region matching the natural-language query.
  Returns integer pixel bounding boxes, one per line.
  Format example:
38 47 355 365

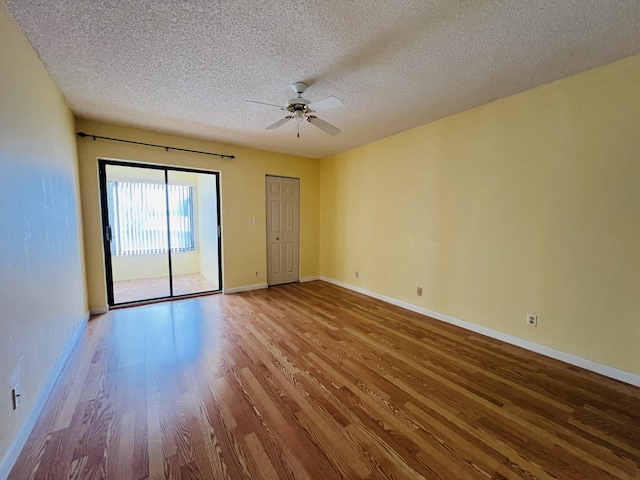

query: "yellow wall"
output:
320 54 640 376
76 119 320 309
0 2 87 467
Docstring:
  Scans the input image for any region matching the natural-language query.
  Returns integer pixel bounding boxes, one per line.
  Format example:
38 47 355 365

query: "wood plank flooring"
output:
9 281 640 479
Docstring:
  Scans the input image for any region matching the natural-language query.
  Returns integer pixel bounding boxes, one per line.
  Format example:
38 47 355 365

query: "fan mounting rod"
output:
286 82 310 112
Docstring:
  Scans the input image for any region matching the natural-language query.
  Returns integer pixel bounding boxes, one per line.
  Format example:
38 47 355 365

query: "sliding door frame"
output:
98 159 222 306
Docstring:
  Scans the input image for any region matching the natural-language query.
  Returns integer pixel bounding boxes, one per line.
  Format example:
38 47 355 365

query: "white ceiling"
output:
6 0 640 159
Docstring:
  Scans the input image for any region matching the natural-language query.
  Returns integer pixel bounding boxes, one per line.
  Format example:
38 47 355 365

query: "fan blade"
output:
307 117 341 136
307 96 343 112
266 116 293 130
246 100 285 109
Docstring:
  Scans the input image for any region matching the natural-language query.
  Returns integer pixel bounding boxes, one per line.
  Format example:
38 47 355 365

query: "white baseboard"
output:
319 277 640 388
225 278 319 293
89 306 108 315
223 283 268 294
0 311 89 479
299 276 320 282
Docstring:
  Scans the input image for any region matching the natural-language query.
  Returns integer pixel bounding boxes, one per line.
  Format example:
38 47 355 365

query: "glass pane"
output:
168 170 220 296
105 165 171 303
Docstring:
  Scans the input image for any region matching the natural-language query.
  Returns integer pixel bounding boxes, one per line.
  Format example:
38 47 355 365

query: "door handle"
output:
106 225 112 242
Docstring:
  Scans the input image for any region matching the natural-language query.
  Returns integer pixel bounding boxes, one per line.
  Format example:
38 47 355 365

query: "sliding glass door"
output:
167 169 221 296
99 161 221 306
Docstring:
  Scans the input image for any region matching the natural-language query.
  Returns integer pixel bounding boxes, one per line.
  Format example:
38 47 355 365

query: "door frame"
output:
265 174 301 286
98 159 223 306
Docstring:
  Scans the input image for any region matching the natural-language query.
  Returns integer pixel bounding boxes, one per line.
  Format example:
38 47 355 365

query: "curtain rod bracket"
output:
76 132 235 159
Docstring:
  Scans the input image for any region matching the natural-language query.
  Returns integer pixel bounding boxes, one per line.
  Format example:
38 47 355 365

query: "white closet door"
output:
266 175 299 286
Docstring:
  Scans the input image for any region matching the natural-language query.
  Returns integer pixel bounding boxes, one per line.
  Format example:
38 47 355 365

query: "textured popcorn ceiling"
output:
5 0 640 159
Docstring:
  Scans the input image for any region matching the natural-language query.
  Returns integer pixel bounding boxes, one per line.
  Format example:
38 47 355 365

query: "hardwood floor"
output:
9 281 640 479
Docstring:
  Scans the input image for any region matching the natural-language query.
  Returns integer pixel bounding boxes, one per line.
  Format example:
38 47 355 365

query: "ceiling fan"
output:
247 82 343 137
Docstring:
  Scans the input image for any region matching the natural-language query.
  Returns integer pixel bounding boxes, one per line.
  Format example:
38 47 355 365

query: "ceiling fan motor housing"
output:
286 97 310 113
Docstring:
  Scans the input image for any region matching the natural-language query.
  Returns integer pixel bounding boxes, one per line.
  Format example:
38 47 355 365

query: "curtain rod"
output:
76 132 235 159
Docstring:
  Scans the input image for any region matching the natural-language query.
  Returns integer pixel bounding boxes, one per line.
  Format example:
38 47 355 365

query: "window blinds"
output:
107 180 195 256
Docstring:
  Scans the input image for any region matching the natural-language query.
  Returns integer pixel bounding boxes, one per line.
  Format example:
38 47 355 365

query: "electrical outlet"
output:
254 270 259 277
12 382 21 409
416 287 423 296
355 271 359 279
526 313 537 327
